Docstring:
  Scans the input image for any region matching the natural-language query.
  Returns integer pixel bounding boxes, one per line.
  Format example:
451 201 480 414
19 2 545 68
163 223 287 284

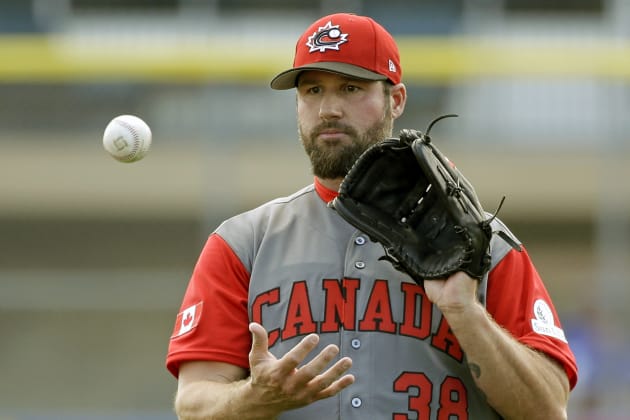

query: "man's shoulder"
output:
213 184 319 263
488 216 522 270
217 184 316 230
247 183 317 218
263 183 316 207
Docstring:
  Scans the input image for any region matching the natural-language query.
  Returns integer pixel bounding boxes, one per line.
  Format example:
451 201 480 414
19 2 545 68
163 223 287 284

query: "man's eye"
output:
345 85 360 92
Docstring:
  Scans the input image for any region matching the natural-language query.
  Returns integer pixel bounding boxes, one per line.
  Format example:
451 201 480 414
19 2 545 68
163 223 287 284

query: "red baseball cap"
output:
270 13 402 90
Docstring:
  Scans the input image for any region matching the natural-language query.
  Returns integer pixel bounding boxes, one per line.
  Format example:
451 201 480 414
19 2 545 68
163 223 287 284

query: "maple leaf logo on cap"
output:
306 21 349 53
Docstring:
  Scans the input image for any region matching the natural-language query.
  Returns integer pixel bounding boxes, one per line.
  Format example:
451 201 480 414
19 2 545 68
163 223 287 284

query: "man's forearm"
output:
444 302 569 420
175 378 279 420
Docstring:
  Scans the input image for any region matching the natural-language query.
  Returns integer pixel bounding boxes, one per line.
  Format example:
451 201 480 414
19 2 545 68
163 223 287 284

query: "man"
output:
166 13 578 419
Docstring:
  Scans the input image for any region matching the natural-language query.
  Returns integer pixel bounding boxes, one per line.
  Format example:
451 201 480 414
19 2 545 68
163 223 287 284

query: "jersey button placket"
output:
350 234 366 413
354 235 367 270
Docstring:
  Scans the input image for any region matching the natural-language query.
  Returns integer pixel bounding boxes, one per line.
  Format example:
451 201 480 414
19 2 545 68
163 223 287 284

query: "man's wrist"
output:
238 378 282 420
440 300 488 331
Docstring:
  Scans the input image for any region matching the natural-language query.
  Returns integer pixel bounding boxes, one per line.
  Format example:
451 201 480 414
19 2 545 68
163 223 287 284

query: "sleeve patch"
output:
171 301 203 338
531 299 567 343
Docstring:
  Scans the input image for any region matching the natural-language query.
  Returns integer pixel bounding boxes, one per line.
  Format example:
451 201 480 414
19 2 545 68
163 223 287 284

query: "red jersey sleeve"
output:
486 246 578 390
165 233 252 378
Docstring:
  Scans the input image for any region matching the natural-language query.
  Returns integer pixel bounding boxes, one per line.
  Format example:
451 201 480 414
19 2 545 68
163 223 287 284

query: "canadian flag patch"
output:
171 301 203 338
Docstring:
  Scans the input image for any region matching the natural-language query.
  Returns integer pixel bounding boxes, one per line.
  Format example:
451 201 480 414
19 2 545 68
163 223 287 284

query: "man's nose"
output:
318 93 343 120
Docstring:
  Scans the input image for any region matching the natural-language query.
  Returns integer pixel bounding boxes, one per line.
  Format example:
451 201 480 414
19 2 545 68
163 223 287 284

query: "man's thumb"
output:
249 322 269 355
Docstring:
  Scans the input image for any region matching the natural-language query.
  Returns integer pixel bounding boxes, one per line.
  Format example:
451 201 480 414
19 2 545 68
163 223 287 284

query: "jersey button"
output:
354 261 365 269
351 397 362 408
351 339 361 349
354 236 366 245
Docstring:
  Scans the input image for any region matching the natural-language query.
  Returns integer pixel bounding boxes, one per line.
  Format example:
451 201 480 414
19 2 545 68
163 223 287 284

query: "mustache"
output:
312 122 357 137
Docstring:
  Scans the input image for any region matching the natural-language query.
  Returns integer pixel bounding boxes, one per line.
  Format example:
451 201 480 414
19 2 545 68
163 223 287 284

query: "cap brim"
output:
270 62 387 90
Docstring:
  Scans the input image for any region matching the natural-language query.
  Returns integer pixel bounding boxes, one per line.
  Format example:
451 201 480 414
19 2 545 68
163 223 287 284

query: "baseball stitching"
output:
116 118 141 160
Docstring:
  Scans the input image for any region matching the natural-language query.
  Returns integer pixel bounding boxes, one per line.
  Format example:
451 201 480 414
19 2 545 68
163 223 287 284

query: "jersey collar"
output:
314 177 339 203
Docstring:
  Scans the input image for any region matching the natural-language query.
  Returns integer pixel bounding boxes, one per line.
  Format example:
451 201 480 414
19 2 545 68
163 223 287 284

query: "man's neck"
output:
316 177 343 193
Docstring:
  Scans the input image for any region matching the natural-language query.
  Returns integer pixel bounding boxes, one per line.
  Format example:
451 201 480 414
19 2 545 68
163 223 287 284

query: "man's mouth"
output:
316 128 349 141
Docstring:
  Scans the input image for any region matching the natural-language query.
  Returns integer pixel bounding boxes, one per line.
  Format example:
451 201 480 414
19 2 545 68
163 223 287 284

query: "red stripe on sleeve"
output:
486 247 578 389
166 233 252 378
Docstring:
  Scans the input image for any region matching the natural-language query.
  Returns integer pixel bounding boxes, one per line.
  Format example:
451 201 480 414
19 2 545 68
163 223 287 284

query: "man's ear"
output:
390 83 407 119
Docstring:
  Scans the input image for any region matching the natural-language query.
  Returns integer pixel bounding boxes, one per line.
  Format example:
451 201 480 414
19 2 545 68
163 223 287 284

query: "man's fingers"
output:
248 327 354 405
276 333 320 375
248 322 270 361
317 373 356 399
293 344 340 385
310 357 354 395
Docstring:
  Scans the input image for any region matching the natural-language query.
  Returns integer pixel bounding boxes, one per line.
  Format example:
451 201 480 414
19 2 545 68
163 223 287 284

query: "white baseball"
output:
103 114 152 163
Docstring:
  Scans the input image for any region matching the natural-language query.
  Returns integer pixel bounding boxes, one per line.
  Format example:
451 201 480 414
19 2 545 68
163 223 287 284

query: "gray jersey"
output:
215 183 517 419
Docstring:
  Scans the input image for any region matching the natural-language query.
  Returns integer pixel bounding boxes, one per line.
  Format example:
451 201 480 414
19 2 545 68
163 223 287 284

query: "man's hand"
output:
422 271 480 315
247 322 355 414
174 324 355 419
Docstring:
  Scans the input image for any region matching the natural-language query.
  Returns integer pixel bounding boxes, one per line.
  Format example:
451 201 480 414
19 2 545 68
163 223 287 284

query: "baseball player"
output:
166 13 578 419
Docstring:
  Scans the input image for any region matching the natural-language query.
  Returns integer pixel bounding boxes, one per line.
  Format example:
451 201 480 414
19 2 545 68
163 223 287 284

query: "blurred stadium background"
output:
1 0 629 419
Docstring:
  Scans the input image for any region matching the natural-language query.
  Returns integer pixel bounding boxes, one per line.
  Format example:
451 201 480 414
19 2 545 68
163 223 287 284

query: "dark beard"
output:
300 115 393 180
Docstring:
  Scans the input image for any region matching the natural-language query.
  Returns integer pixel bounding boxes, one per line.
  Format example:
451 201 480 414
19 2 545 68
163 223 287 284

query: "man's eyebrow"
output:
297 78 319 86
